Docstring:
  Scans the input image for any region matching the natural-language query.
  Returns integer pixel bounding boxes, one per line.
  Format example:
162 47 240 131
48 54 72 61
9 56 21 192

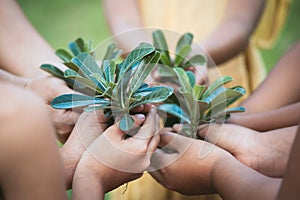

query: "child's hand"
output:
60 109 110 189
72 106 160 199
149 131 231 195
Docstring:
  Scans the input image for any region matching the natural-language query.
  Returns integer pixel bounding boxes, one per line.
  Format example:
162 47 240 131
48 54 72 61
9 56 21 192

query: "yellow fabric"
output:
110 0 290 199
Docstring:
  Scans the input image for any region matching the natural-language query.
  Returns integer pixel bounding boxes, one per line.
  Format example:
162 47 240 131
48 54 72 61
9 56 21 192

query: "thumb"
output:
198 124 244 154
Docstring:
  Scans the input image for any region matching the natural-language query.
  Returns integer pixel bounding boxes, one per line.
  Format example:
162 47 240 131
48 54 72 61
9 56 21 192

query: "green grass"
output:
17 0 111 49
260 0 300 72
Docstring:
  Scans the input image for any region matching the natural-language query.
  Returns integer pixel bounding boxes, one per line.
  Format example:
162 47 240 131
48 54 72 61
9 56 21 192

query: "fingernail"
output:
136 114 145 120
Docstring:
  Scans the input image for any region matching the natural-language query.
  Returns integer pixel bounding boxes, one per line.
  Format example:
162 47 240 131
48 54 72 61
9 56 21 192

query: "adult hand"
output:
26 75 80 143
194 123 296 177
149 131 230 195
60 109 110 189
72 107 160 199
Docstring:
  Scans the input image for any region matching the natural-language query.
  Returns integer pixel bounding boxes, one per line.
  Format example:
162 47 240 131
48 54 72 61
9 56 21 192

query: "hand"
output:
60 109 110 189
149 131 230 195
195 123 295 177
26 75 80 143
72 107 160 199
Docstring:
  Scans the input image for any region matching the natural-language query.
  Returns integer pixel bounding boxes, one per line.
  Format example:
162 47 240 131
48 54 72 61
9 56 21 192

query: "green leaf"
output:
55 49 73 62
129 86 173 109
174 45 191 67
158 104 190 124
118 43 155 79
128 51 160 97
193 85 206 100
119 114 135 132
176 33 193 54
183 54 206 69
75 38 85 52
84 40 93 52
152 30 171 66
173 67 192 92
73 52 102 76
64 70 104 94
202 76 233 99
40 64 64 79
51 94 110 109
210 106 245 119
186 71 195 88
134 86 168 97
64 62 79 72
158 64 175 77
68 40 81 56
83 104 111 112
103 60 116 83
102 43 122 61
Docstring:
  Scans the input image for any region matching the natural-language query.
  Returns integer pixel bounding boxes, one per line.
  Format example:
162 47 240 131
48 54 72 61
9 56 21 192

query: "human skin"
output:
103 0 265 66
0 0 78 142
149 128 300 199
194 124 297 177
72 106 161 200
228 42 300 131
0 84 67 200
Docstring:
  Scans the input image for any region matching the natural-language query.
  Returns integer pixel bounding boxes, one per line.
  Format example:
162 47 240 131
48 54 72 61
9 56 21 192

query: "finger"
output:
159 131 193 153
147 133 160 153
197 124 239 153
133 106 159 140
148 148 178 172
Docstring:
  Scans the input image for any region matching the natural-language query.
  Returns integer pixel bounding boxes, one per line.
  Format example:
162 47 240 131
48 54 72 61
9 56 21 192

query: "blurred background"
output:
18 0 300 73
16 0 300 199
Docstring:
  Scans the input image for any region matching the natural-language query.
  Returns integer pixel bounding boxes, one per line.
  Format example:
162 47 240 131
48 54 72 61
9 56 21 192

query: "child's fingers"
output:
147 133 160 153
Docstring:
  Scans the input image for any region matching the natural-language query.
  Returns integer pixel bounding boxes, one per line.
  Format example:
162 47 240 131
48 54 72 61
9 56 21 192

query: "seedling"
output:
159 67 246 138
41 39 173 131
152 30 206 79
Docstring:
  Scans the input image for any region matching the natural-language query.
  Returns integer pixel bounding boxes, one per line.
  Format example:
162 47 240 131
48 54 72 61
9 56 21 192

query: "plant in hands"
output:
152 30 206 82
41 39 173 132
159 72 246 138
72 107 160 200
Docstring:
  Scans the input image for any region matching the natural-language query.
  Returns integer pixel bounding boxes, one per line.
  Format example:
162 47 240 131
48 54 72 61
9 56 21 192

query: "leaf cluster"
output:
41 38 173 131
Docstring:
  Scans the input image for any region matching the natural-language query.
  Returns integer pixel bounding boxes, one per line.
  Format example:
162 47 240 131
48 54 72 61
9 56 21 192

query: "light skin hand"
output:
72 106 160 200
60 109 109 189
25 75 80 143
194 123 297 177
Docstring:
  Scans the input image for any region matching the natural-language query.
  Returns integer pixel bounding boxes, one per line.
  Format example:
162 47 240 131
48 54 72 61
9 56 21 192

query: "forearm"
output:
212 155 281 200
201 0 265 66
229 102 300 131
0 0 60 78
0 68 28 87
103 0 150 52
72 173 104 200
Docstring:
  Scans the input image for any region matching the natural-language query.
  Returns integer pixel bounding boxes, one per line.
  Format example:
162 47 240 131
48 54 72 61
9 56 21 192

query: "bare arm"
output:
0 0 64 78
103 0 150 52
195 0 265 66
241 41 300 113
229 102 300 131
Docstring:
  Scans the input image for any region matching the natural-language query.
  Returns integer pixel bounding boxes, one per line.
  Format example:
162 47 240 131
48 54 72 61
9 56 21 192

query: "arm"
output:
201 0 265 66
228 102 300 131
103 0 150 52
196 124 297 177
0 68 27 87
241 41 300 114
150 131 281 199
0 0 65 77
72 107 160 200
0 0 79 142
0 85 67 200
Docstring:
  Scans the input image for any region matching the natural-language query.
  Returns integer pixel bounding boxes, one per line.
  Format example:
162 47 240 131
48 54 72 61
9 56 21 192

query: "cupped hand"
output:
26 75 80 143
60 109 110 189
195 123 293 177
73 106 160 194
149 131 230 195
